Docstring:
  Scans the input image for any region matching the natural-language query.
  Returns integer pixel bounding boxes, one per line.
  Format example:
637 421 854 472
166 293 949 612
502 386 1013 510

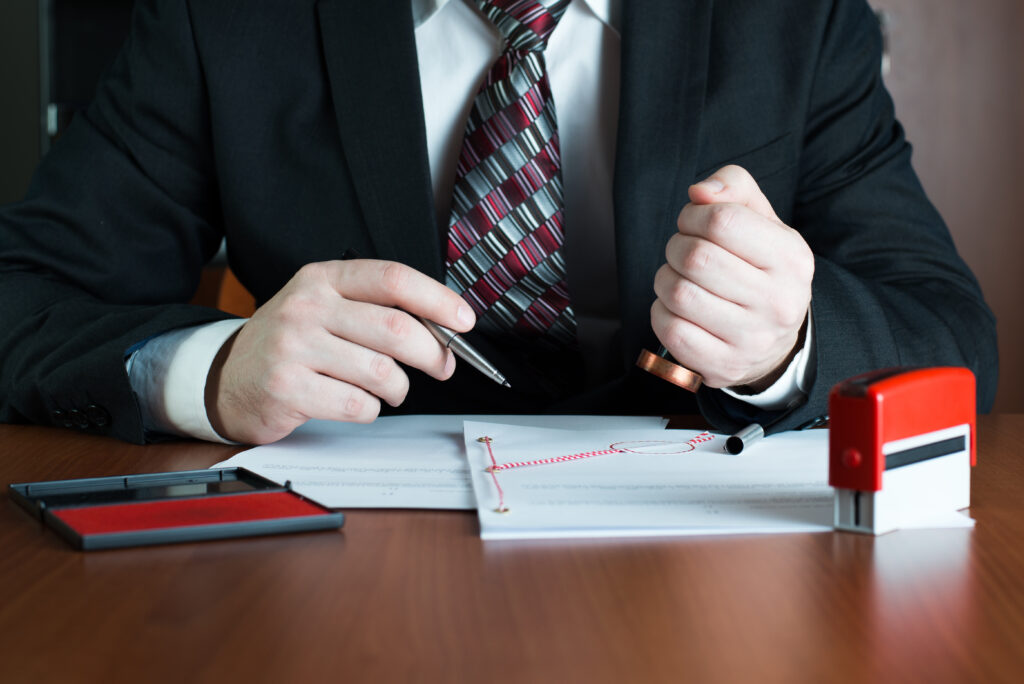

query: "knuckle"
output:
765 289 805 330
340 392 366 421
342 393 380 423
295 261 327 285
277 292 317 325
779 304 805 331
263 366 298 402
783 232 815 280
380 262 411 297
682 242 713 275
265 328 301 361
384 308 411 339
662 319 690 353
259 333 286 363
706 204 735 241
671 279 700 310
369 352 395 382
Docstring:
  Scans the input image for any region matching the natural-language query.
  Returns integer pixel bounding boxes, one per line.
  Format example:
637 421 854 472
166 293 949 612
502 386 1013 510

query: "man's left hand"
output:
652 165 814 392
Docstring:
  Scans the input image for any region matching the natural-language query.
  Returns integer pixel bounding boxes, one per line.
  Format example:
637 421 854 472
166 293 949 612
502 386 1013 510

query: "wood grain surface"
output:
1 416 1023 683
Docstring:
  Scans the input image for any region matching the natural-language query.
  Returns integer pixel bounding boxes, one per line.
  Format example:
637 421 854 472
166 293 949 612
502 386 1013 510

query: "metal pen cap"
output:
725 396 808 454
725 423 765 454
423 321 511 388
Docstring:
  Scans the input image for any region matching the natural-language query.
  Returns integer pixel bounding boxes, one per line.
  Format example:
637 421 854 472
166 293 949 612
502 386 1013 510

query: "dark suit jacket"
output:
0 0 998 443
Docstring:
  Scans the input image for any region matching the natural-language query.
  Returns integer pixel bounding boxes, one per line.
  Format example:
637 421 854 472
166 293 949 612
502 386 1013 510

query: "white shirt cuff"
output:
127 318 247 443
721 312 816 410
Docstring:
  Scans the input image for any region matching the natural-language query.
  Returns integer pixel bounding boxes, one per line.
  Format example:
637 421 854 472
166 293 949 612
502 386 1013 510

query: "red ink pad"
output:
9 468 344 550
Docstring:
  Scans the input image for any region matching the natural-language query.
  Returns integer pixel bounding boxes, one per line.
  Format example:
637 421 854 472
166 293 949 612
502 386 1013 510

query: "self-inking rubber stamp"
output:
636 346 703 392
829 367 976 535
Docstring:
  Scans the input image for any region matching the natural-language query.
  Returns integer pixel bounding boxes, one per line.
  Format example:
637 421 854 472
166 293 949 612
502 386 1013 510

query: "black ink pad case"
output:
9 468 344 550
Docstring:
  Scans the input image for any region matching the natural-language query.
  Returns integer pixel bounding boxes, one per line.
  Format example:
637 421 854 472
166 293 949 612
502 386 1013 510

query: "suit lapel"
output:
613 0 713 364
315 0 713 350
317 0 442 280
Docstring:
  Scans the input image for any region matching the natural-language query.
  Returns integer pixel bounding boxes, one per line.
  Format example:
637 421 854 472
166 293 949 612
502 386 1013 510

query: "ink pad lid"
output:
9 468 344 550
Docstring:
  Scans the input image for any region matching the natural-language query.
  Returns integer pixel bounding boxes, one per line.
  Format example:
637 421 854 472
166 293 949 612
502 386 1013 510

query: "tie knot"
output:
476 0 571 52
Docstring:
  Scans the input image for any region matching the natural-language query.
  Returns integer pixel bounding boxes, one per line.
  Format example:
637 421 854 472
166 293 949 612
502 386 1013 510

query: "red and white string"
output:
479 431 716 513
486 447 625 472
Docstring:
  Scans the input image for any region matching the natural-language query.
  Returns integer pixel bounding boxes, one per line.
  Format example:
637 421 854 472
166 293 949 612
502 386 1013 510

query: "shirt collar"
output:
412 0 618 30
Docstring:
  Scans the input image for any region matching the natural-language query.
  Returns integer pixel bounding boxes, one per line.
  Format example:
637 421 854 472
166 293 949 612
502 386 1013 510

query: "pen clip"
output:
795 414 829 431
762 395 808 434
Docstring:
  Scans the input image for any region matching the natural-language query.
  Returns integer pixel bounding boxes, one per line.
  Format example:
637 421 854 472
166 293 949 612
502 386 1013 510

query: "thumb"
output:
688 164 779 222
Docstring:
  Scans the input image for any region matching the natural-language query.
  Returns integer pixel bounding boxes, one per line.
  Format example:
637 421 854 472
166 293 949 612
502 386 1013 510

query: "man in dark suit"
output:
0 0 998 445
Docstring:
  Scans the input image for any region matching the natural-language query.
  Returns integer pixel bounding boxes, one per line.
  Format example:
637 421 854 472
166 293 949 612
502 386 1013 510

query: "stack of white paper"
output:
462 421 973 540
210 414 973 539
211 414 666 510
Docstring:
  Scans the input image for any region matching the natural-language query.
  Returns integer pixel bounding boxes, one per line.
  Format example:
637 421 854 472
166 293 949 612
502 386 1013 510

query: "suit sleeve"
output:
698 0 999 432
0 0 235 443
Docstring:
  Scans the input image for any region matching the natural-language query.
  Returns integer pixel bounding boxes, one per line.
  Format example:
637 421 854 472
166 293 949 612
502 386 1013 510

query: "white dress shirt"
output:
128 0 813 442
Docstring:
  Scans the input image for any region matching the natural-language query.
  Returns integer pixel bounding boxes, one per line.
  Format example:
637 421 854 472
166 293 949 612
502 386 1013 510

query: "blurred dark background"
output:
1 0 133 201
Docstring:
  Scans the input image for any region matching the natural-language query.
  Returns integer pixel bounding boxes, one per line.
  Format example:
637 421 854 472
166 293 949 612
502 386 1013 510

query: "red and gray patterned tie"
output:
444 0 575 345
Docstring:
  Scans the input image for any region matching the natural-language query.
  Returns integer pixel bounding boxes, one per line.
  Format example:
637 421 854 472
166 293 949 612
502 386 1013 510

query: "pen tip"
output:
502 381 512 388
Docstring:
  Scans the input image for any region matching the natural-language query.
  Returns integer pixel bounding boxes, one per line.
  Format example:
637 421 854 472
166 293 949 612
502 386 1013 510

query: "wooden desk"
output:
2 416 1023 683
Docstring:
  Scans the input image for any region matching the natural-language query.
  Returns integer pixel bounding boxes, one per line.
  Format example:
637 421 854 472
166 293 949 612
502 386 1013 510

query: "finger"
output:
650 300 731 382
287 369 383 424
653 265 750 341
676 202 793 270
664 233 764 306
688 164 779 221
297 329 413 407
325 299 457 381
318 336 456 406
319 260 476 333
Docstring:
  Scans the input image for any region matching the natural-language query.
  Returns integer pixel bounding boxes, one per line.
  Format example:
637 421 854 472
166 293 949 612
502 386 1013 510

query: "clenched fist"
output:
652 165 813 392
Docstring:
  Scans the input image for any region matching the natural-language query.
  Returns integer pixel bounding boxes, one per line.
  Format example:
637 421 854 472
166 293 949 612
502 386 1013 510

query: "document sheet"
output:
463 422 973 540
210 415 667 510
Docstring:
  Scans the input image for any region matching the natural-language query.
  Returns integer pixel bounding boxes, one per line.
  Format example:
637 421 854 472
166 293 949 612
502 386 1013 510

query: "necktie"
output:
444 0 575 346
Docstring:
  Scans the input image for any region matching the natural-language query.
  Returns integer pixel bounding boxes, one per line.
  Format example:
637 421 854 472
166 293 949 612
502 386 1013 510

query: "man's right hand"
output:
204 259 476 445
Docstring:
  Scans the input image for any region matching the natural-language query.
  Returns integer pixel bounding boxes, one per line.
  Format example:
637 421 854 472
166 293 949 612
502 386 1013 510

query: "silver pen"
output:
423 321 511 388
341 249 510 388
